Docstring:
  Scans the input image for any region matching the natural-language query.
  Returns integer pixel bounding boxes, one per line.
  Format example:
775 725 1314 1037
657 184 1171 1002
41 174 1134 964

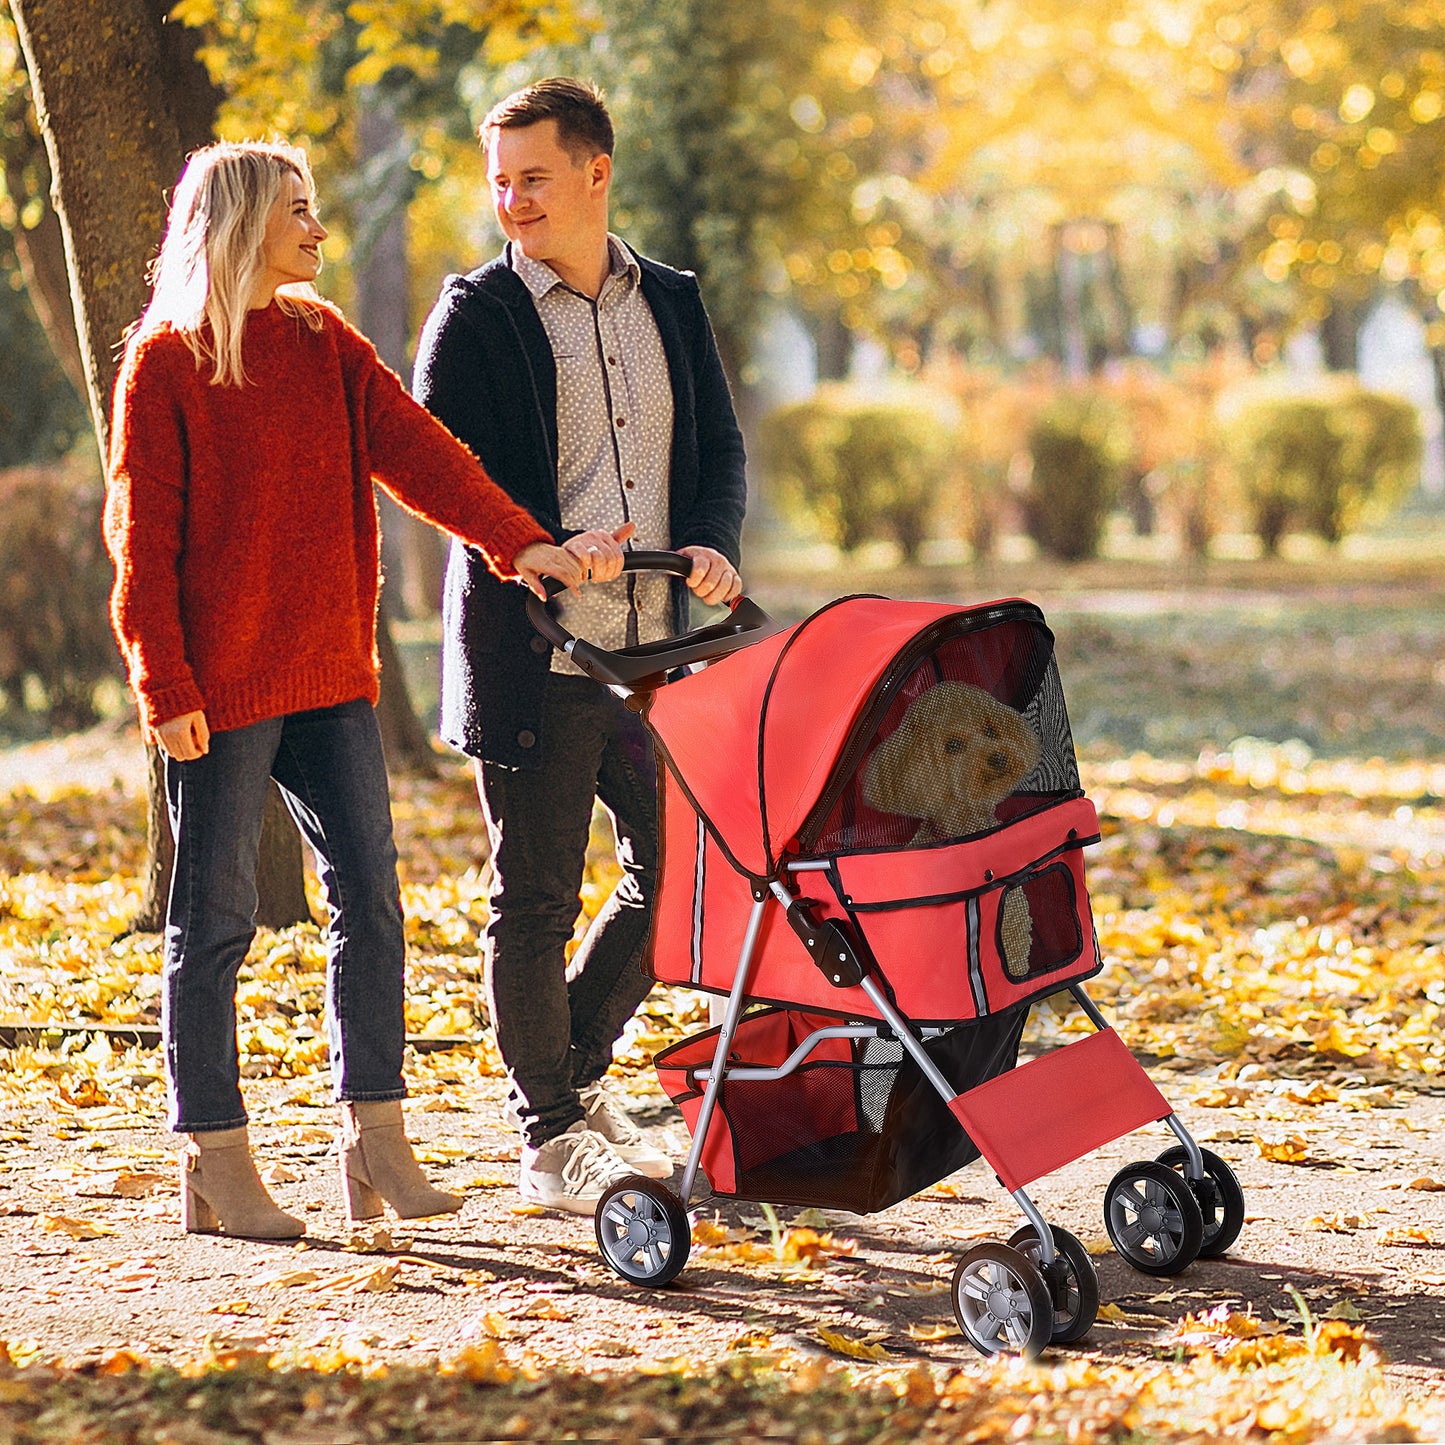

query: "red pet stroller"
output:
529 556 1244 1358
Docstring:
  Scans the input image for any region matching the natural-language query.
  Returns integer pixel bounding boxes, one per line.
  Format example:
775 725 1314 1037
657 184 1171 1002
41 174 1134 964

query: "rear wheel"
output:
595 1177 690 1287
1104 1160 1204 1276
1006 1224 1100 1343
1155 1146 1245 1257
951 1242 1054 1360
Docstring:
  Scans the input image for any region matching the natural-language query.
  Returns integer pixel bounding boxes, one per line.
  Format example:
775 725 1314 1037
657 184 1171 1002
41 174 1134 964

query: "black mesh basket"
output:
657 1006 1028 1214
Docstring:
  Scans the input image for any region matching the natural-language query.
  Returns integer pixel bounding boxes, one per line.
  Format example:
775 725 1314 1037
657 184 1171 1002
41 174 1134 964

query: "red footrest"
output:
948 1028 1171 1193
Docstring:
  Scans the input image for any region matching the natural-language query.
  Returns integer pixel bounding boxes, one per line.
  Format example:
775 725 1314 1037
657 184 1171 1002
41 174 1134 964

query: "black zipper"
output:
794 601 1050 854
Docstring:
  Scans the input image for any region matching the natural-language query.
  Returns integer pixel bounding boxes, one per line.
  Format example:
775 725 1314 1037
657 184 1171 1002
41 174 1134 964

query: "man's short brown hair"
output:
480 77 614 161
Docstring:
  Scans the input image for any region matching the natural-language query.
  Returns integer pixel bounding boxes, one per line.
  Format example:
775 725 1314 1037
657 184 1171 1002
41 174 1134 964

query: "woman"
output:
105 140 586 1240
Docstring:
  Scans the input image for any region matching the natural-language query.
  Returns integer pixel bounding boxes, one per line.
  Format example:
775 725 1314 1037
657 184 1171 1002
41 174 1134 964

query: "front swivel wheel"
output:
1155 1145 1245 1257
1104 1160 1204 1276
951 1242 1054 1359
1006 1224 1100 1343
595 1176 690 1287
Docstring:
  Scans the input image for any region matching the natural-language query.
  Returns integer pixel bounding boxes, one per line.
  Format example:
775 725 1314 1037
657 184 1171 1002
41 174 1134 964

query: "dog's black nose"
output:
987 750 1006 771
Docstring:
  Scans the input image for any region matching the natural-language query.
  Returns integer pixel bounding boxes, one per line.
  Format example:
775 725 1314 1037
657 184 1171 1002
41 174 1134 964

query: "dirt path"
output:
2 1041 1444 1413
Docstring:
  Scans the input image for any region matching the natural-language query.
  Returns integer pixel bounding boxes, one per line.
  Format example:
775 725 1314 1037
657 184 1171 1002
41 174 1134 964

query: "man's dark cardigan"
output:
413 244 747 769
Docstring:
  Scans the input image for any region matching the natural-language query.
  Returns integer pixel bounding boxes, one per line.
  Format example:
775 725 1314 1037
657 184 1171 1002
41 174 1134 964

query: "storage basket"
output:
656 1005 1028 1214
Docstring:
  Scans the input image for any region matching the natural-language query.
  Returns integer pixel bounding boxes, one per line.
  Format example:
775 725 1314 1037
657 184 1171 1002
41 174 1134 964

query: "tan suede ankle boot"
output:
338 1100 464 1223
180 1126 305 1239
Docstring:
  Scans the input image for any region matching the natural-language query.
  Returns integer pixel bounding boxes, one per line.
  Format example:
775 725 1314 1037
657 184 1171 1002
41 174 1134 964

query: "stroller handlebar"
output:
525 549 776 689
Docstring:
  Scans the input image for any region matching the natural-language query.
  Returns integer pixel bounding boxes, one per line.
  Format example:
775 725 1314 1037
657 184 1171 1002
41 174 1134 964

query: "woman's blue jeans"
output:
162 698 407 1132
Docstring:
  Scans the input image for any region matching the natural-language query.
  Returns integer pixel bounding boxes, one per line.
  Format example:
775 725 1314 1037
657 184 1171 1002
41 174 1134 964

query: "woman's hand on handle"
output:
156 710 210 761
514 542 586 599
678 545 743 607
562 521 635 584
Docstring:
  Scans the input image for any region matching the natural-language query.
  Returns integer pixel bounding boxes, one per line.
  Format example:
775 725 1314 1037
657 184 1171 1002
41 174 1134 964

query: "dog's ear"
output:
862 730 908 814
863 711 933 818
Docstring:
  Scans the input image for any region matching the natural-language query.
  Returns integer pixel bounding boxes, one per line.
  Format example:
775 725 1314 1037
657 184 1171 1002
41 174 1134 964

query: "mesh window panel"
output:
1001 864 1084 978
814 627 1081 854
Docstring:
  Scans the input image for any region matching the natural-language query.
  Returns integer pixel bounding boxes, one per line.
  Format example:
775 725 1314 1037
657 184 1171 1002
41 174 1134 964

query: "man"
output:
414 77 747 1215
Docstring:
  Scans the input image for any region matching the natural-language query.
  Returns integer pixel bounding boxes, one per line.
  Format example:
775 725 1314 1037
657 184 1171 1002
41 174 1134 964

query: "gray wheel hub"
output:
627 1215 659 1247
986 1285 1017 1319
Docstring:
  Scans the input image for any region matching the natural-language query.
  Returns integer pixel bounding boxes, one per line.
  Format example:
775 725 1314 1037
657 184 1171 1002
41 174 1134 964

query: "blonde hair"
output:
130 141 328 387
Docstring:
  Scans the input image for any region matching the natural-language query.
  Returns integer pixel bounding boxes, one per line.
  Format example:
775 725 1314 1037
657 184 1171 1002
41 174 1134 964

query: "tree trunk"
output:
811 307 852 382
0 101 86 397
374 592 436 775
8 0 218 450
1055 229 1087 382
10 0 310 932
133 748 310 934
1320 297 1361 372
353 94 440 775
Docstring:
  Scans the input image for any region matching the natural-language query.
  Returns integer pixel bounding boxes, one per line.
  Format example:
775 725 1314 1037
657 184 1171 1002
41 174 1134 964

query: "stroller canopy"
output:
644 596 1062 879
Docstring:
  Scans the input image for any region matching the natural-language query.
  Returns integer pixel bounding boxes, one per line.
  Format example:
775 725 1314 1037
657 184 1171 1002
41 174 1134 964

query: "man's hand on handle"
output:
156 710 210 761
677 545 743 607
517 527 741 606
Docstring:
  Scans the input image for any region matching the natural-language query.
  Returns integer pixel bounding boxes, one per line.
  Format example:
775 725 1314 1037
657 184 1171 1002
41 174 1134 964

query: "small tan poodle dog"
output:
863 681 1041 977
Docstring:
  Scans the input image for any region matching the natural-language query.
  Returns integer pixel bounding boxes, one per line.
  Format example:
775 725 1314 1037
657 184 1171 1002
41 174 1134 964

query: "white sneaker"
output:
518 1123 636 1216
579 1080 675 1180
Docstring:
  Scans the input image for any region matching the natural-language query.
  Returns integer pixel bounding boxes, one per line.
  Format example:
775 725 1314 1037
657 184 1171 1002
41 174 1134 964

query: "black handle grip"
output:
525 550 774 689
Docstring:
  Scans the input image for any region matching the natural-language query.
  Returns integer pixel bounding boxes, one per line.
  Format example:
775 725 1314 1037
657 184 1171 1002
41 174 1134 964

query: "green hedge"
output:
1217 378 1421 554
1021 393 1126 562
760 383 958 561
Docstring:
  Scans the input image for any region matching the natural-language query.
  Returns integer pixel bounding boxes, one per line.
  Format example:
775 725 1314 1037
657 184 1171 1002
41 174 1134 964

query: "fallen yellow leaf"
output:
255 1268 321 1289
516 1299 570 1321
1378 1226 1434 1247
476 1312 516 1339
76 1170 168 1199
729 1329 774 1349
779 1227 857 1263
1307 1213 1368 1233
37 1214 114 1240
441 1341 515 1384
1256 1134 1311 1164
817 1326 891 1361
591 1339 639 1358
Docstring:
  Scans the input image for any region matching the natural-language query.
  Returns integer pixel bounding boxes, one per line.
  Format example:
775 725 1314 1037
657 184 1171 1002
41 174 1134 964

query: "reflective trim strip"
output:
967 896 987 1017
690 814 707 984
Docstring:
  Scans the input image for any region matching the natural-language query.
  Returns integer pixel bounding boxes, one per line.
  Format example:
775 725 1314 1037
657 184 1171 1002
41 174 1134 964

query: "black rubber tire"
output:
1103 1159 1205 1276
1155 1145 1246 1257
951 1242 1055 1360
594 1176 690 1287
1006 1224 1101 1344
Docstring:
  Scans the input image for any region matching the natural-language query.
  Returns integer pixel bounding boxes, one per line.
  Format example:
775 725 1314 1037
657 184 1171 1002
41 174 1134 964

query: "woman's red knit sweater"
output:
105 300 550 738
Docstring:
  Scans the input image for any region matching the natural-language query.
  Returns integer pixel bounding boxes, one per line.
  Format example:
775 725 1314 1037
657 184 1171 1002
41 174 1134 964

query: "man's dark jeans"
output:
475 674 658 1148
163 698 407 1132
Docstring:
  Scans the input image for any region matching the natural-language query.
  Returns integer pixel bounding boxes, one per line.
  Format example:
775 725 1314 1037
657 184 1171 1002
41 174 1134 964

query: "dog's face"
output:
863 681 1040 839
